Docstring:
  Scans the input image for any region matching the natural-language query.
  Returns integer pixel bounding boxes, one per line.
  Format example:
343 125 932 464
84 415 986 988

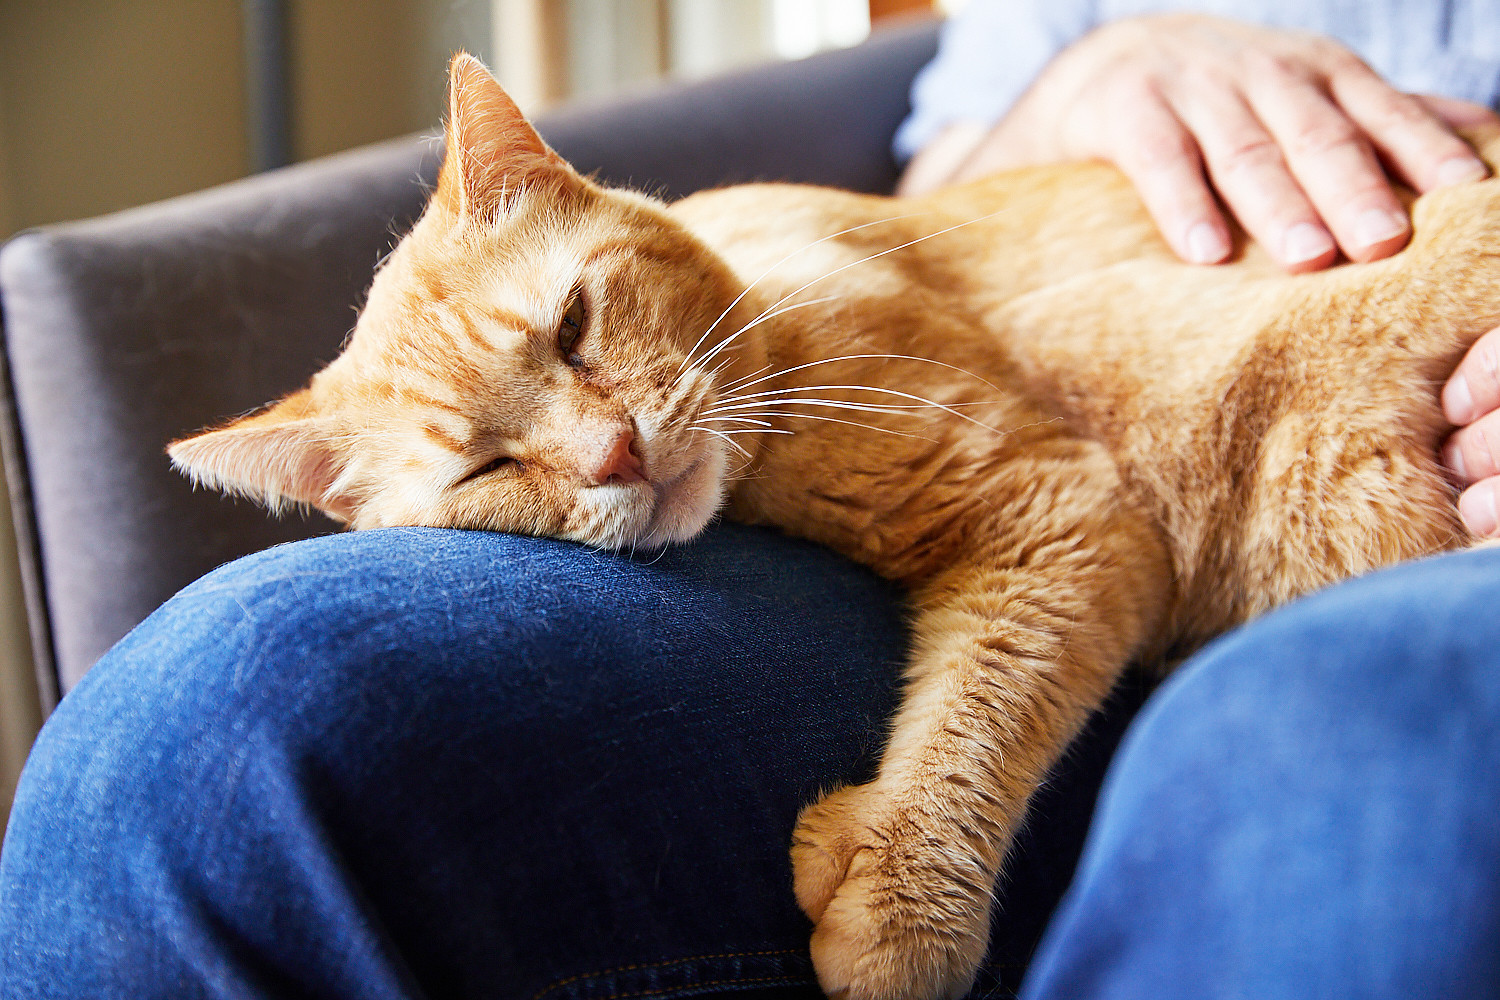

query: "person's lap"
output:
3 525 1496 999
0 524 1139 999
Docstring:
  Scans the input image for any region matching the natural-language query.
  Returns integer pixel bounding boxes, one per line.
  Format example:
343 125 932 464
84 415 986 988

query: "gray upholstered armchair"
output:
0 23 939 712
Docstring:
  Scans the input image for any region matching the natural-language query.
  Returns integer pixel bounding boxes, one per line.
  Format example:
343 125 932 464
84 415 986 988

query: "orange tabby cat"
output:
170 54 1493 1000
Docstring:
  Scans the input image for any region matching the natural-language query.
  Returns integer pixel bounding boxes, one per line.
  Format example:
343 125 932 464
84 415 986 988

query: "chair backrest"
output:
0 23 939 710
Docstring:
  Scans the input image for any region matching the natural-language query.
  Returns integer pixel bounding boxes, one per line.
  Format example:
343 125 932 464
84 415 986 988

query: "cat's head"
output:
170 54 763 550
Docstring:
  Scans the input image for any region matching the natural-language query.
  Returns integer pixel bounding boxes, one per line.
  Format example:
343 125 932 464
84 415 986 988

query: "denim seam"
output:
532 949 803 1000
598 973 812 1000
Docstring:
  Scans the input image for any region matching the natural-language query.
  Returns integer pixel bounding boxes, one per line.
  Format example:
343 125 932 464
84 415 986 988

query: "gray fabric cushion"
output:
0 23 939 705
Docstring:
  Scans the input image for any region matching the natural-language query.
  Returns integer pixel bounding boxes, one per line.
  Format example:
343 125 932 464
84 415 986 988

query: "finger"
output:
1442 412 1500 486
1457 479 1500 537
1105 83 1233 265
1413 94 1500 132
1169 83 1336 271
898 121 989 196
1443 326 1500 425
1248 67 1411 264
1329 63 1489 191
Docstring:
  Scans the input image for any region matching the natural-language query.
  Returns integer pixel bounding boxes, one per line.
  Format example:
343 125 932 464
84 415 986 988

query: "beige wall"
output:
0 0 472 237
0 1 249 233
293 1 430 162
0 74 13 237
291 0 491 163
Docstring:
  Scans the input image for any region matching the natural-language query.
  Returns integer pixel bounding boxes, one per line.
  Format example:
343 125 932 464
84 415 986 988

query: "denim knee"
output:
1023 547 1500 1000
1146 544 1500 744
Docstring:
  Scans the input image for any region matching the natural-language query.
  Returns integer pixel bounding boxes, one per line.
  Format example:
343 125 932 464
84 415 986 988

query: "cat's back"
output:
675 139 1500 641
670 161 1203 308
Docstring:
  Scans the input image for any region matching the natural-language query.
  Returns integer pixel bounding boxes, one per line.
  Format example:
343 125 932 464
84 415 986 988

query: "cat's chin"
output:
638 440 728 548
562 436 726 553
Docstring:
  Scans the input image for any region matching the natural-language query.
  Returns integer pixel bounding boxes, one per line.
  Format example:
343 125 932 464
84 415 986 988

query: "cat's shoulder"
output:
667 182 895 256
670 182 884 227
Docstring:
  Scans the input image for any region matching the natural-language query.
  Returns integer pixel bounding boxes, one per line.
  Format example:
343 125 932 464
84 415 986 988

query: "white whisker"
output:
691 295 841 374
704 356 737 385
703 409 935 442
699 416 775 428
676 212 934 374
717 363 774 394
692 425 754 459
709 208 1012 379
706 383 1007 435
705 397 919 418
719 354 1008 398
692 423 794 437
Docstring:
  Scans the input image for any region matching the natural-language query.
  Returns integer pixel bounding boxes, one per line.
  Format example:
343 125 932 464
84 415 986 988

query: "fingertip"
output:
1434 156 1489 189
1444 372 1476 425
1184 221 1231 265
1459 480 1500 538
1343 207 1410 262
1443 434 1469 482
1450 330 1500 425
1280 222 1338 271
1342 233 1410 264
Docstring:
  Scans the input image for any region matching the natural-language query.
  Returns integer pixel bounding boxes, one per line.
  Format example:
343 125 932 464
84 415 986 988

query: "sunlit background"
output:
0 0 961 827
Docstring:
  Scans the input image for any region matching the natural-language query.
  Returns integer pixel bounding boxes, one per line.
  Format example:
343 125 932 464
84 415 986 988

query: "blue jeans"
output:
0 525 1495 998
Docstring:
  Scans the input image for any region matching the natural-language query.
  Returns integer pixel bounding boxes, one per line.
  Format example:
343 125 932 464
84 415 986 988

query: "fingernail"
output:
1283 222 1336 265
1446 372 1476 424
1352 207 1408 249
1435 156 1487 188
1460 481 1499 537
1444 439 1469 481
1185 222 1230 264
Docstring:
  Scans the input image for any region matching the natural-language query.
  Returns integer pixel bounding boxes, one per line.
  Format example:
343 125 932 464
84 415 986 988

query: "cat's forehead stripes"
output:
470 237 587 345
334 333 546 465
420 421 467 454
579 217 711 285
421 299 529 357
383 384 466 416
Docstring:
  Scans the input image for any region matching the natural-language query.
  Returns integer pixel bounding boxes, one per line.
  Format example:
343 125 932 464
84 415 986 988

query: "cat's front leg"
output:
792 502 1170 1000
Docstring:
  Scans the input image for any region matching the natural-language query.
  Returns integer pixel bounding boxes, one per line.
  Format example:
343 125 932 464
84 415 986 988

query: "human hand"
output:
900 14 1498 272
1443 329 1500 537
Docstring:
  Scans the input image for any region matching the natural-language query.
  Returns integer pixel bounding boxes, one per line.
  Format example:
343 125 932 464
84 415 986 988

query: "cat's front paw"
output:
791 782 993 1000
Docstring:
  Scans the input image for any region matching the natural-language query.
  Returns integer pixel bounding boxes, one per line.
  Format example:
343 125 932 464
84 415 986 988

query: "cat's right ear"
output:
167 390 356 522
435 52 581 222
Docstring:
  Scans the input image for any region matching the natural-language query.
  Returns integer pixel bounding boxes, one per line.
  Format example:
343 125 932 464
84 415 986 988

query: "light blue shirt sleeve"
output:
892 0 1098 161
895 0 1500 163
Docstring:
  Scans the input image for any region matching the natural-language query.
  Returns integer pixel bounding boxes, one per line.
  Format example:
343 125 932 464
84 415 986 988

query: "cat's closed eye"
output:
460 455 521 484
558 290 587 366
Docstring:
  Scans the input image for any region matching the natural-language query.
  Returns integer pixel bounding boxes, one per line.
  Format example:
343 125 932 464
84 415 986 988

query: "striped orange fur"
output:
170 54 1499 1000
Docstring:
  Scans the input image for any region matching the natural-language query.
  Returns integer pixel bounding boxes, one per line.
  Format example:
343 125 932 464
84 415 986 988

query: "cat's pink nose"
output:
590 430 646 486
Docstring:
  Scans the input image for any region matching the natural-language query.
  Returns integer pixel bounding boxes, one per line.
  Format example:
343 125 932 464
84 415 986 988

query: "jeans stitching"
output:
532 949 804 1000
600 973 811 1000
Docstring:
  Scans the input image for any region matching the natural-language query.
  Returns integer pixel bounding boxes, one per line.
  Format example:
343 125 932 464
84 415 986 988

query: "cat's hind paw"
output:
791 782 992 1000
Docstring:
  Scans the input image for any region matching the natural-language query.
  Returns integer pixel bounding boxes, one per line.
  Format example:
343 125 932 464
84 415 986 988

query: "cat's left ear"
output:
436 52 582 221
167 390 357 523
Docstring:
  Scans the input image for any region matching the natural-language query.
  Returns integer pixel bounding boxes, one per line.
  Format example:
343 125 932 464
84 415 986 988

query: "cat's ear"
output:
168 390 356 522
435 52 580 220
